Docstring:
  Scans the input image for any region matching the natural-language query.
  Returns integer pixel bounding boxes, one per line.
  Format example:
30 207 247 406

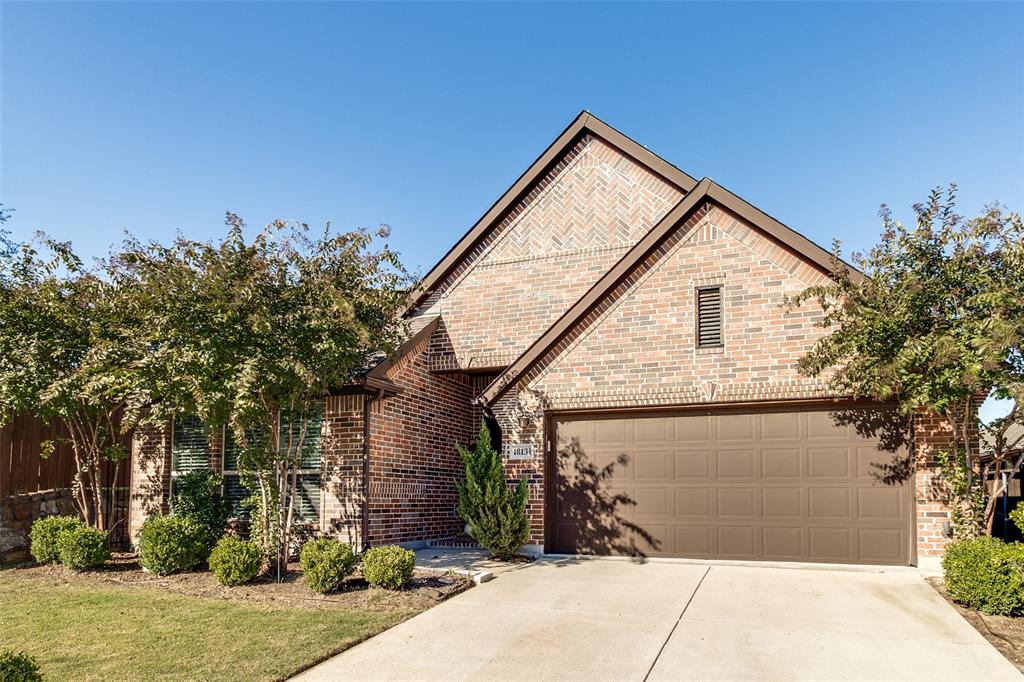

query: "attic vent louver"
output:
696 286 723 348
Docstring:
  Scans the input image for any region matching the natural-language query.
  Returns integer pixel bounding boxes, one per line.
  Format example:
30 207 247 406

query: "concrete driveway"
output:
294 558 1020 681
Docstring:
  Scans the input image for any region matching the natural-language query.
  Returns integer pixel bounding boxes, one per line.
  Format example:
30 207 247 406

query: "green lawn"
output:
0 568 422 681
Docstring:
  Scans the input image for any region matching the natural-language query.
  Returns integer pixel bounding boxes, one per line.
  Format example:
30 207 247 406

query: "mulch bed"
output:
13 553 472 612
927 577 1024 672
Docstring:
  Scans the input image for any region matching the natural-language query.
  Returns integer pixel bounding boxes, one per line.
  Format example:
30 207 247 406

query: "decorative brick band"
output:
537 380 836 411
477 243 631 270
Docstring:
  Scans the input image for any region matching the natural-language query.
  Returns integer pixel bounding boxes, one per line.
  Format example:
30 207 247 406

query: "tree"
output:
456 423 530 560
791 186 1024 537
113 213 408 572
0 233 141 530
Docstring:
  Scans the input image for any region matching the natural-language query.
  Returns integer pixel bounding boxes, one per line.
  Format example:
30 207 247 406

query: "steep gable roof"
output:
405 111 699 312
480 177 862 405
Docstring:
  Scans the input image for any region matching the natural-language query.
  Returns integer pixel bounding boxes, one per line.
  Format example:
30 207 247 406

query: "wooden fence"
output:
0 413 132 548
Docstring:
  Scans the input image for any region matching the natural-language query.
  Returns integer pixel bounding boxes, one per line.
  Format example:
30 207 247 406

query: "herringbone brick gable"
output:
409 135 683 372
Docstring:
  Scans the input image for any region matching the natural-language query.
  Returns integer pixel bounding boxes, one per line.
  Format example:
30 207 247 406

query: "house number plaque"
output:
504 444 533 460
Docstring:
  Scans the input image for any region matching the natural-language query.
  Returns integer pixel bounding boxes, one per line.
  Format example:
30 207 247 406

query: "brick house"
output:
130 112 953 566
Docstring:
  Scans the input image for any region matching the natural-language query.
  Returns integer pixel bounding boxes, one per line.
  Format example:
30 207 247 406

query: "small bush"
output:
29 515 84 564
456 423 530 560
0 650 42 682
208 535 264 587
137 515 207 576
942 536 1024 615
362 545 415 590
299 538 357 594
1010 505 1024 535
170 469 232 551
56 525 109 571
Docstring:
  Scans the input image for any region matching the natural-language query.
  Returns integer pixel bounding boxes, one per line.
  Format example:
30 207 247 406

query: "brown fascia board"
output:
704 181 863 284
480 178 862 406
404 111 699 313
365 315 441 381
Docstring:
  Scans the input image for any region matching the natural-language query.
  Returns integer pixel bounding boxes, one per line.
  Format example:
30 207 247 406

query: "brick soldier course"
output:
130 111 954 564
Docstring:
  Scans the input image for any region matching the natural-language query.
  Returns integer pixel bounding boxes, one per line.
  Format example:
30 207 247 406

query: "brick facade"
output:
126 115 960 564
129 420 172 541
321 395 366 547
411 135 683 372
487 202 957 562
913 410 955 556
367 338 478 545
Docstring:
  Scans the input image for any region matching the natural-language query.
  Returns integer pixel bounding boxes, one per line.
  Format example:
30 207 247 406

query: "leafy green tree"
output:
114 213 408 572
791 186 1023 536
0 233 141 530
169 469 232 551
456 423 530 560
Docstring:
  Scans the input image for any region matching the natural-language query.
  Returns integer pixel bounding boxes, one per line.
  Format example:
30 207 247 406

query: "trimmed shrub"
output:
0 650 42 682
456 423 530 560
209 535 263 587
362 545 415 590
56 526 109 571
1010 504 1024 535
942 536 1024 615
170 469 232 551
299 538 357 594
137 515 207 576
29 515 84 564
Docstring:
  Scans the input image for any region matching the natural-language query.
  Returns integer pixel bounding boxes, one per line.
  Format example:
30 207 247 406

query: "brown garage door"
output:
550 405 913 565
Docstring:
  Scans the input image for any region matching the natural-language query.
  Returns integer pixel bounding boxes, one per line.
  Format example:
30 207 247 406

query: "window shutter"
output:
293 474 321 521
223 425 270 472
278 408 322 522
171 416 211 473
697 286 723 348
279 409 323 469
223 475 251 519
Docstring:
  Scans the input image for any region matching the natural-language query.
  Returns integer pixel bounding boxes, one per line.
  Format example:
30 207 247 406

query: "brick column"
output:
128 420 172 543
321 394 366 548
914 409 954 559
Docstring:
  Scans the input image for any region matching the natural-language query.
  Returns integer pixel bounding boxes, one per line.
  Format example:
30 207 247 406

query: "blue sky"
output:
2 1 1022 278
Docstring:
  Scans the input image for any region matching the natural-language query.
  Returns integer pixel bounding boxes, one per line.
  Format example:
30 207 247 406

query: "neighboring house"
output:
985 422 1024 541
130 112 955 566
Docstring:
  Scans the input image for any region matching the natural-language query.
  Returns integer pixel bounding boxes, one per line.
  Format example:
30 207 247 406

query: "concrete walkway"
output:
413 547 525 582
294 557 1020 681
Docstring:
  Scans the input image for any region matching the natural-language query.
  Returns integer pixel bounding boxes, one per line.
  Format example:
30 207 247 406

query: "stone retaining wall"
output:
0 489 76 563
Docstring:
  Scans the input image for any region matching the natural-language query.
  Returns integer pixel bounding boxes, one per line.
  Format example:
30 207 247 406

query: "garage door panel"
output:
807 447 851 478
856 447 912 484
762 526 804 559
717 526 757 557
551 406 911 565
635 451 670 479
635 417 671 443
675 487 713 517
857 487 903 520
633 487 671 516
806 410 852 440
762 487 802 518
717 449 756 478
675 450 711 479
808 527 854 561
673 414 712 442
594 419 629 444
808 487 851 519
675 525 713 556
859 528 904 563
762 448 802 478
760 411 802 440
717 413 756 441
717 487 757 517
592 451 631 482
